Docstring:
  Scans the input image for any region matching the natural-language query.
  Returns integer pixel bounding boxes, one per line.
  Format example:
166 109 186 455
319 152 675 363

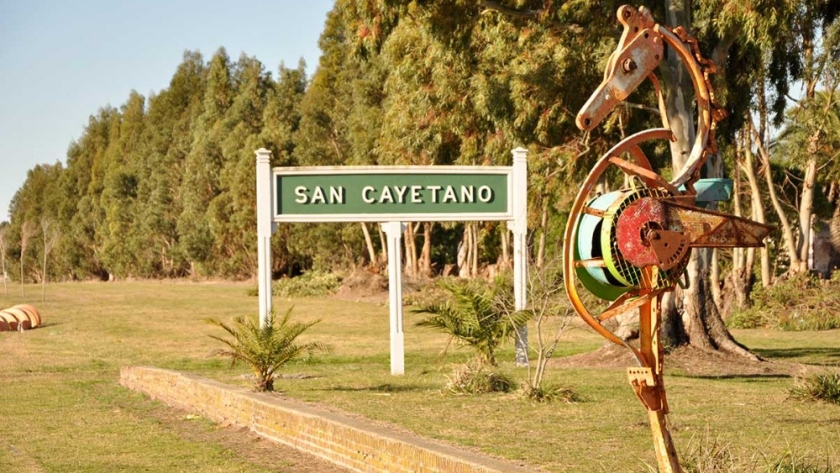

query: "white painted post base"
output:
256 148 274 327
381 221 406 375
511 147 529 367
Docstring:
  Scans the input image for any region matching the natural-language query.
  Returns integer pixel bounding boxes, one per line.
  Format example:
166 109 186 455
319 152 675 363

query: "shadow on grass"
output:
325 383 427 393
753 347 840 364
677 373 792 381
35 321 63 328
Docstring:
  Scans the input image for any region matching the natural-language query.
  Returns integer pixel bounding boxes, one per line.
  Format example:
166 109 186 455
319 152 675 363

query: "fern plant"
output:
413 278 530 366
205 308 325 392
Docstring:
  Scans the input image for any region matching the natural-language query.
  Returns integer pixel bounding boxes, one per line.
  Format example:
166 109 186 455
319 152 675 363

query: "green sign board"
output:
273 167 512 222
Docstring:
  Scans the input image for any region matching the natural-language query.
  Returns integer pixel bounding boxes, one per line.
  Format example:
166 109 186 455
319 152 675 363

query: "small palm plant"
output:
414 278 530 367
205 307 325 392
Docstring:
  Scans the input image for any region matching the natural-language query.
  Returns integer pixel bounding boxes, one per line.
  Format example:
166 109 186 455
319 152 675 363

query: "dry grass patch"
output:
1 281 838 472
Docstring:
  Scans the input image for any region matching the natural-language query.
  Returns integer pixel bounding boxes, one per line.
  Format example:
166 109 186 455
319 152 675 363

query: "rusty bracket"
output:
627 366 666 412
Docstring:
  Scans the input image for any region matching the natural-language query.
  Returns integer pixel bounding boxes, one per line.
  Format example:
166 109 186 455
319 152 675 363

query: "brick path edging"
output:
120 366 539 473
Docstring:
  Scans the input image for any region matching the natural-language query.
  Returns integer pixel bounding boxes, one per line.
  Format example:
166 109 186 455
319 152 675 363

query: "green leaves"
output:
204 307 326 392
413 278 530 366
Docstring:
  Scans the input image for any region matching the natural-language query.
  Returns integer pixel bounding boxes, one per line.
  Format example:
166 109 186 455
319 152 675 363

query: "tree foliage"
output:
4 1 839 309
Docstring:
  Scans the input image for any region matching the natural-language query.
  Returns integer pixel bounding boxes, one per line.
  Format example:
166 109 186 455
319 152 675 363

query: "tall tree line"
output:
5 2 839 330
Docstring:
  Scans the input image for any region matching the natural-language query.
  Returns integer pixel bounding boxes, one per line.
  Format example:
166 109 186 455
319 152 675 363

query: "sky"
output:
0 0 335 222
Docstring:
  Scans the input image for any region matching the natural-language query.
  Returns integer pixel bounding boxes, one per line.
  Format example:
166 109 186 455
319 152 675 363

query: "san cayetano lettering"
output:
294 185 494 205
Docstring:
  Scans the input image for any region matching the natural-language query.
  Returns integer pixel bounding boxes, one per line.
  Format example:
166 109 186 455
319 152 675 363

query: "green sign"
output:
273 167 512 222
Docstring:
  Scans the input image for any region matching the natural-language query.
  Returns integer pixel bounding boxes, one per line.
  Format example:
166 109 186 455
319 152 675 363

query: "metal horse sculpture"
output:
563 5 772 472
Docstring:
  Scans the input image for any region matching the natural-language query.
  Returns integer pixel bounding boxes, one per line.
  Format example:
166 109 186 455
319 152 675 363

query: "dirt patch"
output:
332 268 389 303
552 343 814 378
137 399 351 473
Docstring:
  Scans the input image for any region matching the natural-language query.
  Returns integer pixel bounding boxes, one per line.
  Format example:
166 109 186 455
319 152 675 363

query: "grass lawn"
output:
1 281 838 472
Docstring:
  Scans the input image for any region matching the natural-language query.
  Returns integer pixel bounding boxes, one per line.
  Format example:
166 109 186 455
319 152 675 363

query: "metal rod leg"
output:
648 409 681 473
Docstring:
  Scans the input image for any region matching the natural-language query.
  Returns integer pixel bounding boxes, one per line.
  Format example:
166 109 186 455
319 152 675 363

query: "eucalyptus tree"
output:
260 61 309 275
60 109 120 279
100 91 146 278
135 51 207 277
40 217 60 301
178 48 233 276
18 221 37 295
292 5 384 271
775 17 840 274
344 0 622 276
211 54 273 277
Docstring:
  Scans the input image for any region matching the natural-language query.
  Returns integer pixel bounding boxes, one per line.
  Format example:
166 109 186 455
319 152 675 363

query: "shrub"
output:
789 371 840 405
275 271 342 297
728 273 840 331
519 384 580 403
444 359 514 394
205 308 326 392
248 271 342 298
413 277 530 366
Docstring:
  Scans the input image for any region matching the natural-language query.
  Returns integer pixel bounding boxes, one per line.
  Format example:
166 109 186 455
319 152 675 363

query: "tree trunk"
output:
471 223 479 277
458 223 472 278
750 121 803 273
420 222 433 276
42 242 47 302
536 202 548 269
658 0 759 360
662 0 694 174
830 186 840 268
728 152 748 311
360 222 377 268
710 249 722 311
378 226 388 264
404 224 418 277
682 249 760 360
499 224 510 269
742 135 771 287
797 158 817 272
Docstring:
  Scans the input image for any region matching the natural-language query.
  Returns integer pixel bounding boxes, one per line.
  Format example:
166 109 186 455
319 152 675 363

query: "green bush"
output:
789 371 840 405
728 273 840 331
413 277 530 366
204 308 326 392
248 271 343 298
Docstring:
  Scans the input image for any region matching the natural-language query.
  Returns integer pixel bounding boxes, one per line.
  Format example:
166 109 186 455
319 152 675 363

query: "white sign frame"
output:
271 166 515 223
256 149 529 375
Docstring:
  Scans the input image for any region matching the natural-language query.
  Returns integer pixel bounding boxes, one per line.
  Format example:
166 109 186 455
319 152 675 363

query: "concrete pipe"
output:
0 311 18 331
15 304 41 327
0 305 42 331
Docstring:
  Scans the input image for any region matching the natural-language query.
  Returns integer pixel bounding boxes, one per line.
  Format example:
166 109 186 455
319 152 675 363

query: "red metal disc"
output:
615 197 667 268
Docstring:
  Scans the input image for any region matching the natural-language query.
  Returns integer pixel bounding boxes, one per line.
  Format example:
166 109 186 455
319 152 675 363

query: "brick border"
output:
120 367 538 473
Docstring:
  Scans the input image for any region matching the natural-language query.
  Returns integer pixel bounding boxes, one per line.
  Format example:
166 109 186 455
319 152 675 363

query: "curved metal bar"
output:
563 128 673 366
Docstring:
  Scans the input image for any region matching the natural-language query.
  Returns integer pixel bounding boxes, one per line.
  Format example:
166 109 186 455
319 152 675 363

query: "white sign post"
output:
510 147 529 366
381 222 406 375
255 148 529 375
256 149 274 326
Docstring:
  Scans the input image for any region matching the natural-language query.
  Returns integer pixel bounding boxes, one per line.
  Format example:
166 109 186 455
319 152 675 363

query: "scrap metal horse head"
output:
576 6 661 131
575 5 722 188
